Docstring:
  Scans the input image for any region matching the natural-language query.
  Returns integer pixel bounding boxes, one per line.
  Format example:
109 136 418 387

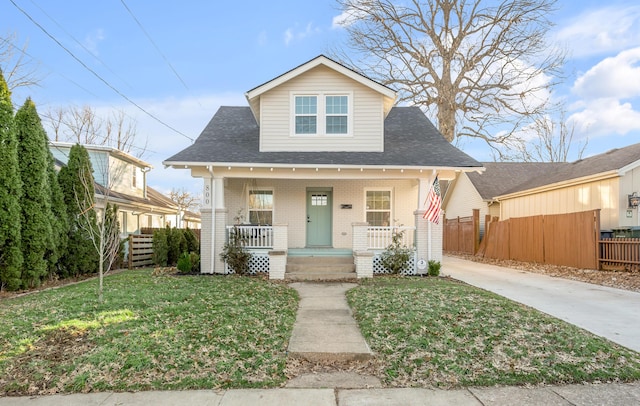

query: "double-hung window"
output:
325 95 348 134
365 190 391 227
248 190 273 225
295 96 318 134
293 93 351 136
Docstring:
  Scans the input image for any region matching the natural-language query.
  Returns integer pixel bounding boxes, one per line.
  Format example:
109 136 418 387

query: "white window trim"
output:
364 188 393 226
247 188 275 225
290 91 353 137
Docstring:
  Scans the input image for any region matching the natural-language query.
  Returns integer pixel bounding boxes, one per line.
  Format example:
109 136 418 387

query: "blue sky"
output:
3 0 640 199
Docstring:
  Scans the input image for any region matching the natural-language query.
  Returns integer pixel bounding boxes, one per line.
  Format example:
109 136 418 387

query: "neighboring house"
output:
443 162 565 237
495 143 640 232
444 143 640 234
50 141 201 235
163 55 483 278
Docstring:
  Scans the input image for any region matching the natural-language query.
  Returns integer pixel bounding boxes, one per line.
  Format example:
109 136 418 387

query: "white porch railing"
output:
367 226 416 250
226 225 273 248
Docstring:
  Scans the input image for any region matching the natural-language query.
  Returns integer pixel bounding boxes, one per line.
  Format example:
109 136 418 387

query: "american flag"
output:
423 176 442 224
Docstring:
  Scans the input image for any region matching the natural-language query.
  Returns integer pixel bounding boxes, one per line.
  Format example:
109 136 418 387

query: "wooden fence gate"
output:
477 210 600 270
443 209 480 254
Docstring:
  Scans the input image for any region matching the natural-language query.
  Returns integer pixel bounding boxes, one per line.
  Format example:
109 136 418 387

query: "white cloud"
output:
568 98 640 137
283 22 320 46
82 29 105 55
332 3 369 28
556 5 640 58
573 47 640 100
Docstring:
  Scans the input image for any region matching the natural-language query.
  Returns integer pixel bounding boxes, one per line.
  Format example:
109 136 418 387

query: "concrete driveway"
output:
443 255 640 353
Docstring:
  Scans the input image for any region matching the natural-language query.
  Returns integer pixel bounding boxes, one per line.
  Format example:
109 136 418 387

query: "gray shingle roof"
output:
468 162 567 199
164 106 482 168
503 144 640 194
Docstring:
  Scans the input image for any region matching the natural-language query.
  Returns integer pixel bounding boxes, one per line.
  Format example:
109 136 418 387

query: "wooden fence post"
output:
128 234 134 270
472 209 480 254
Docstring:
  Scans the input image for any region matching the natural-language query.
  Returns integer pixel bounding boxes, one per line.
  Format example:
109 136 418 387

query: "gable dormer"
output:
245 55 396 153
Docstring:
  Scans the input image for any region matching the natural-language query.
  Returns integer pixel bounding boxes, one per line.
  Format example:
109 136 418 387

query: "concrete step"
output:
285 271 357 281
287 256 354 265
286 256 356 281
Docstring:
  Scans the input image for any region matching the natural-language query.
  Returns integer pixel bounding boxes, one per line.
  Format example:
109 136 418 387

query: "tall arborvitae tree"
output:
58 144 98 277
0 69 23 291
15 98 53 288
44 139 69 277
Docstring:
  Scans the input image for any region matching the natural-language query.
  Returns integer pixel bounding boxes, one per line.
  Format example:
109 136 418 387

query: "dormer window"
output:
294 96 317 134
292 92 352 136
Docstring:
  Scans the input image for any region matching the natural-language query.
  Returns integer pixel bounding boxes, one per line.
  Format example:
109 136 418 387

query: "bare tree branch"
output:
332 0 566 150
169 188 200 212
0 33 41 92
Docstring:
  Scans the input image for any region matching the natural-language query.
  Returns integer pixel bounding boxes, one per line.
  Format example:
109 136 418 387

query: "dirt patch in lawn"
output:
447 253 640 293
1 327 95 396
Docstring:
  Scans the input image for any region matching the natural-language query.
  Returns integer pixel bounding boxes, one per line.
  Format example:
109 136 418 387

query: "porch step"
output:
286 256 357 281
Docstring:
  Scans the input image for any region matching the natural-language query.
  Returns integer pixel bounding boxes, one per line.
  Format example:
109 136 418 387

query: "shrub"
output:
380 228 412 275
189 252 200 273
167 227 188 266
428 260 441 277
184 228 199 254
220 226 252 275
152 228 168 266
177 252 192 274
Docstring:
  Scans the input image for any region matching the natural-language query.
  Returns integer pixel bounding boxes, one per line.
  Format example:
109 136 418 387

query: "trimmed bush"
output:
152 228 168 266
428 260 441 277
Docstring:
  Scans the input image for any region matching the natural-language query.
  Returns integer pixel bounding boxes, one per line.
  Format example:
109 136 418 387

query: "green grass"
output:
347 277 640 388
3 272 640 395
0 270 298 395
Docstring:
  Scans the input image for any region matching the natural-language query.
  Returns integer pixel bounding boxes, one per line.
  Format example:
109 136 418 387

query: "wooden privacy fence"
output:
128 234 154 269
599 238 640 271
443 209 480 254
478 210 600 270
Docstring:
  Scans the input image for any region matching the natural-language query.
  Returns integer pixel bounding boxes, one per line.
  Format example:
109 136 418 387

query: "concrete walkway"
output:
443 255 640 352
287 282 373 361
2 382 640 405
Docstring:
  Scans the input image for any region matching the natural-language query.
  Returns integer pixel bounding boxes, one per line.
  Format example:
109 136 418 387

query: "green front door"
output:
306 189 332 247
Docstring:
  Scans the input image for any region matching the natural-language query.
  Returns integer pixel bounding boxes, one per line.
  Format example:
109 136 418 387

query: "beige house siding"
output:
444 173 490 236
499 177 620 230
109 156 145 198
259 65 385 152
618 167 640 227
225 178 418 249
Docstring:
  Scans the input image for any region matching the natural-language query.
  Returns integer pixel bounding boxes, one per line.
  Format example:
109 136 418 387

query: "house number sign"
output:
204 184 211 206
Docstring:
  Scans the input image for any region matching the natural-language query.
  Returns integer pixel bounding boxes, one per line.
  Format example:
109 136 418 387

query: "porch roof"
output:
164 106 483 171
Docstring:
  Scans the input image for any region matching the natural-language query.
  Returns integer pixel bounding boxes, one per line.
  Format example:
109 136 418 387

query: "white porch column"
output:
201 176 214 274
269 223 288 280
213 177 226 274
416 171 442 274
201 174 227 274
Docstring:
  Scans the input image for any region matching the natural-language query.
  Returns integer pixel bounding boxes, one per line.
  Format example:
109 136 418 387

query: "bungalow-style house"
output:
50 141 201 235
164 55 483 279
443 162 565 237
444 143 640 235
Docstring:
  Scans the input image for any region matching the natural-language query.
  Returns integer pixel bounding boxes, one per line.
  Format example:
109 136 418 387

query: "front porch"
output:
217 220 439 280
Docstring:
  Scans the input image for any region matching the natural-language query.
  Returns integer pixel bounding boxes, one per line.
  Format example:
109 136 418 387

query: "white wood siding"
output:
499 177 620 230
259 65 385 152
225 178 418 249
618 167 640 228
443 173 490 236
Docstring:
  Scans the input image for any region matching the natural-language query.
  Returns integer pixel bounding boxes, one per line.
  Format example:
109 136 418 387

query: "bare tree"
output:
501 109 587 162
42 105 145 157
169 188 200 212
0 33 41 92
75 154 126 303
333 0 565 156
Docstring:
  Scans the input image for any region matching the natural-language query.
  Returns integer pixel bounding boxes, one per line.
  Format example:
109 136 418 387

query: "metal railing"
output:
226 225 273 248
367 226 415 250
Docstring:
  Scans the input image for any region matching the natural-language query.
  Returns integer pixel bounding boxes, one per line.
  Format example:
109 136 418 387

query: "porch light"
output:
629 192 640 208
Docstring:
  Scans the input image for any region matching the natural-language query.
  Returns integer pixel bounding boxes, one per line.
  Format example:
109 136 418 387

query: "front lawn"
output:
347 277 640 388
0 270 298 395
